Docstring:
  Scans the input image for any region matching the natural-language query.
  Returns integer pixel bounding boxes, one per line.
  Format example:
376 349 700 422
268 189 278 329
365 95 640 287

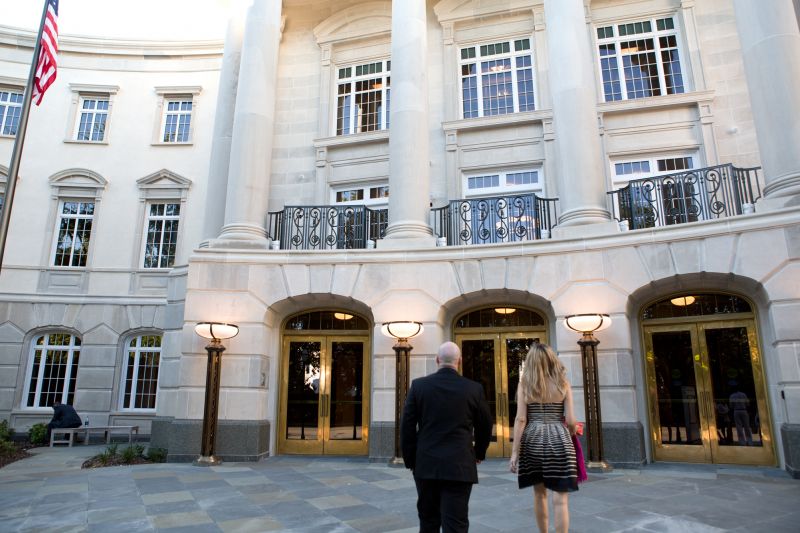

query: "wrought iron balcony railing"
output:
267 205 387 250
607 164 762 230
431 193 559 246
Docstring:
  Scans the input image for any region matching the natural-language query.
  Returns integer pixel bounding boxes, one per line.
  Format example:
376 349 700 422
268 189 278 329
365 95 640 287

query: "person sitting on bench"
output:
47 401 82 442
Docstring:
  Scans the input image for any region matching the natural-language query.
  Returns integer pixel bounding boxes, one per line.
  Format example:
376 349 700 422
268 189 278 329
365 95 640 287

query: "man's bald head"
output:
437 341 461 368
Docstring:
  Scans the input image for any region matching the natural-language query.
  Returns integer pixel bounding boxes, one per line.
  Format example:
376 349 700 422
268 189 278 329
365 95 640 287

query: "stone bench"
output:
49 425 139 447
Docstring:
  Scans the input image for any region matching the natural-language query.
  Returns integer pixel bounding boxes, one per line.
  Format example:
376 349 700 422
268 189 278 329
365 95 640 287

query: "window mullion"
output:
510 54 519 114
61 340 75 405
653 30 668 96
476 60 485 118
616 42 629 101
130 343 141 409
33 344 45 407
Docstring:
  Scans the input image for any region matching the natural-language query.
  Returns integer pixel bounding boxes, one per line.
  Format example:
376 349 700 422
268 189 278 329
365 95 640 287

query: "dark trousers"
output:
414 477 473 533
46 421 80 441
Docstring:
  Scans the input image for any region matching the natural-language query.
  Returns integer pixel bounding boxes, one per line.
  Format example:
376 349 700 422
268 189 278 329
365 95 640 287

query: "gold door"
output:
278 335 370 455
644 320 774 465
457 332 544 458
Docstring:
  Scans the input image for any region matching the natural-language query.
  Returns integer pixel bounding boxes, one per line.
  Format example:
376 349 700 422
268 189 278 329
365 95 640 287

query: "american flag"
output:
32 0 59 106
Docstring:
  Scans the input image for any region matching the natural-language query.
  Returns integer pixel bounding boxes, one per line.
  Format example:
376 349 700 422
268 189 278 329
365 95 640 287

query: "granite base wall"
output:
368 421 396 461
151 417 270 462
780 423 800 479
576 422 647 469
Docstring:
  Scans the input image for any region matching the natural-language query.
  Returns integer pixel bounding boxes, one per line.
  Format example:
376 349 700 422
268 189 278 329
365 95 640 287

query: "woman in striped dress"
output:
509 342 578 533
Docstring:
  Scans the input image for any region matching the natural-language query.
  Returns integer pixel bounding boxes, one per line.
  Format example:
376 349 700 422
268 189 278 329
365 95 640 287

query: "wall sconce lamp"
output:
564 314 612 472
381 321 424 465
193 322 239 466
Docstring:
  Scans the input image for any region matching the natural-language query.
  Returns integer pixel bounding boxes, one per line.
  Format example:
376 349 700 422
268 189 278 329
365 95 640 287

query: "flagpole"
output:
0 0 51 273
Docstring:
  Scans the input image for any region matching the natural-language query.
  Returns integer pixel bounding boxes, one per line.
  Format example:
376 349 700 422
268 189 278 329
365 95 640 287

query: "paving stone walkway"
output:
0 445 798 532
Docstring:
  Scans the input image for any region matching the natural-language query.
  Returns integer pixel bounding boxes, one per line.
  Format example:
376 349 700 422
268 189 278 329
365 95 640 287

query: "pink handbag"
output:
573 422 587 483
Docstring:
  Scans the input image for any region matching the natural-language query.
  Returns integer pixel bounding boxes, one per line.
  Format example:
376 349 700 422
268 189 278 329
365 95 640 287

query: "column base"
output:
193 455 222 467
380 221 435 248
215 223 270 248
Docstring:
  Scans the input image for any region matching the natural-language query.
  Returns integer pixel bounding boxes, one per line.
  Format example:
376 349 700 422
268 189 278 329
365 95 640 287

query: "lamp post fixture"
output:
193 322 239 466
564 313 612 472
381 321 424 466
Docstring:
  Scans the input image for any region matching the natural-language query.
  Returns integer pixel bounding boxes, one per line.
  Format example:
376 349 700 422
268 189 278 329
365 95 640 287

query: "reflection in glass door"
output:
279 336 369 455
458 333 542 457
645 320 774 465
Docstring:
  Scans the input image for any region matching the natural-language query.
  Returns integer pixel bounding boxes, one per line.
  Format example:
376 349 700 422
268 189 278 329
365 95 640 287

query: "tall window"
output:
612 155 695 186
336 60 391 135
122 335 161 410
597 17 686 102
0 89 23 136
74 97 109 141
143 203 180 269
53 201 94 267
460 39 536 119
161 98 193 143
26 333 80 408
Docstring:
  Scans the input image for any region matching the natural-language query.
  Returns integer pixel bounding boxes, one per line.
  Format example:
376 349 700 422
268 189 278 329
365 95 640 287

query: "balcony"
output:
267 205 387 250
431 193 559 245
607 164 762 230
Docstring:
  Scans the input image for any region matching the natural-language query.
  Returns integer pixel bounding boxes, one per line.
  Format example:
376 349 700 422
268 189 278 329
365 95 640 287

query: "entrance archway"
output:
642 293 775 465
278 310 370 455
454 306 547 457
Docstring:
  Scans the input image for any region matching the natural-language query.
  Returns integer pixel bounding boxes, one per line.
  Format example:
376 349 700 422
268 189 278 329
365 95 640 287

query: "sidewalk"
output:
0 445 798 532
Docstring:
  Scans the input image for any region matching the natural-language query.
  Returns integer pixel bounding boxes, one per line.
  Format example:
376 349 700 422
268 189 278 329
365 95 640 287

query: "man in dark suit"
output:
46 401 82 442
401 341 492 532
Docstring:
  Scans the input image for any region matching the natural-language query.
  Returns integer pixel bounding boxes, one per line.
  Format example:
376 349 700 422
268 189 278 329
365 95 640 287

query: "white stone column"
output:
734 0 800 204
201 12 245 246
381 0 435 247
544 0 614 233
217 0 282 246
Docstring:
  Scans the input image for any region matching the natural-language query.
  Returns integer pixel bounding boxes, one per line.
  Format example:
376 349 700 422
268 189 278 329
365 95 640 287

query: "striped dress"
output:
517 402 578 492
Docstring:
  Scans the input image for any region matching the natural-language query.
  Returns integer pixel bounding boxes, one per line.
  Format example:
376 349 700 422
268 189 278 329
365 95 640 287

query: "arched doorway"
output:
278 310 370 455
454 306 547 457
642 293 775 465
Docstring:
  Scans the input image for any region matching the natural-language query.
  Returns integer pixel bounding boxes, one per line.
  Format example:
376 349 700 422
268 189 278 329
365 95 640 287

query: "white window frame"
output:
135 169 191 271
610 153 699 188
330 182 389 207
463 168 544 198
51 199 96 268
120 333 162 411
0 85 23 137
595 15 687 102
73 96 109 142
335 60 391 136
153 86 201 145
459 37 537 119
67 84 118 144
141 202 181 269
23 332 81 409
44 170 107 271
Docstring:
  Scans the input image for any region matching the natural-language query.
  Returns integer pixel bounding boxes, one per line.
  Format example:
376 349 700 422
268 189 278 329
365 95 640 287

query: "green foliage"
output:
0 420 12 442
145 447 167 463
29 423 47 445
97 449 113 465
106 443 118 457
0 439 15 456
120 445 140 464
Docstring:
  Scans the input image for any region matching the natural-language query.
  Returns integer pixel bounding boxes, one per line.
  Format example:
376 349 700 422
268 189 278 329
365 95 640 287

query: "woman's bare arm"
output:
564 382 577 435
509 387 527 472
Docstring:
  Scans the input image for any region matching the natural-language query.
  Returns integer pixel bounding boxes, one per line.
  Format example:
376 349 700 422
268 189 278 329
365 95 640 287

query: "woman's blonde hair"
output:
519 342 567 403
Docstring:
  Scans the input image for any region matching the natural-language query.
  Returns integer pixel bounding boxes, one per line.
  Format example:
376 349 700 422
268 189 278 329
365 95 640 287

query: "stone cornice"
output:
0 25 223 57
597 90 716 116
442 110 553 133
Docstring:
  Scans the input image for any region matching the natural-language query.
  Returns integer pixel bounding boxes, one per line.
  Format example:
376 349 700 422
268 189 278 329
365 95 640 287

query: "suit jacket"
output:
400 367 492 483
51 404 82 428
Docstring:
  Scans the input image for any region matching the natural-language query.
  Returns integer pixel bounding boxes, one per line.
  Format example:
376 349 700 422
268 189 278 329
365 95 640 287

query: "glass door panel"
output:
458 331 546 457
645 321 775 465
323 339 369 455
279 336 369 455
460 336 502 457
502 335 541 455
700 323 774 465
280 338 324 454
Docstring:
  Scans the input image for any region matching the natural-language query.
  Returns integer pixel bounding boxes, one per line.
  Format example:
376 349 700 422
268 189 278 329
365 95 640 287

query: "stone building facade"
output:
1 0 799 476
